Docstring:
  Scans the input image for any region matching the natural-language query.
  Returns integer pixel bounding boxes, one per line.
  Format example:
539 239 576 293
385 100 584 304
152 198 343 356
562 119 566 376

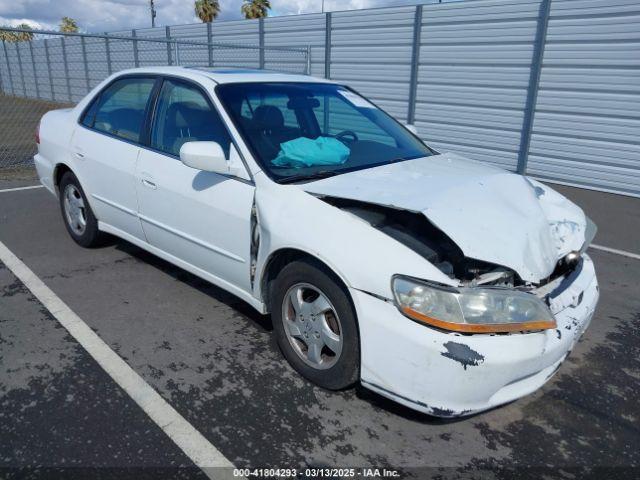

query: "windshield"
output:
216 82 434 183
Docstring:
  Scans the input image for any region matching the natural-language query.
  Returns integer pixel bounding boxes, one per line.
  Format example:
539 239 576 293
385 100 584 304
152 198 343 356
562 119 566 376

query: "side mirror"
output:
405 124 418 135
180 141 234 175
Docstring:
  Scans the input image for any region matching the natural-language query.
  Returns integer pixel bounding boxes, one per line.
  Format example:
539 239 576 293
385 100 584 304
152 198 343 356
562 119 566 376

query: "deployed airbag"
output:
272 136 350 168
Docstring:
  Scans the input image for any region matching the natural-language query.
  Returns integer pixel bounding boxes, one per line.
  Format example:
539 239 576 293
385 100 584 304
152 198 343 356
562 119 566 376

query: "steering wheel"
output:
335 130 359 145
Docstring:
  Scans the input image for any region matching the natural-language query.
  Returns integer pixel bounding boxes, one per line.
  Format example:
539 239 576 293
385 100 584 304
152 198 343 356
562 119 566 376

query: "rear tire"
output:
271 259 360 390
58 172 102 248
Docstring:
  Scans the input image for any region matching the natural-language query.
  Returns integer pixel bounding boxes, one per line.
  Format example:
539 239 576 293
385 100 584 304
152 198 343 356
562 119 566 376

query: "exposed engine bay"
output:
319 196 579 290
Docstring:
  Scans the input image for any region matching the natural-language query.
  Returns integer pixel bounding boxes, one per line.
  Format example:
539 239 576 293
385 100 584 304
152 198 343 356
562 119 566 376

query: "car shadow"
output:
355 384 511 424
354 386 469 425
113 239 273 333
191 171 229 192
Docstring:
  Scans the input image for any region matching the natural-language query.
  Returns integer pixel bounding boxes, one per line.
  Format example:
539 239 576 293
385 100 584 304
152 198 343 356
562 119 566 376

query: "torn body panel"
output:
317 195 527 287
303 153 589 284
251 172 456 308
526 178 588 259
250 160 597 417
250 165 597 417
249 199 260 288
354 255 598 417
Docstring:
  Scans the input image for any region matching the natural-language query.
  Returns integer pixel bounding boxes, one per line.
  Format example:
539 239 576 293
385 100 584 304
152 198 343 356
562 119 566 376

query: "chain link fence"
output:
0 27 309 171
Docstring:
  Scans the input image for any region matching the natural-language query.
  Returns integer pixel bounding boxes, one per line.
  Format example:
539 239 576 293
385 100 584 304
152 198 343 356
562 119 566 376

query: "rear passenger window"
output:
151 80 231 157
91 78 155 142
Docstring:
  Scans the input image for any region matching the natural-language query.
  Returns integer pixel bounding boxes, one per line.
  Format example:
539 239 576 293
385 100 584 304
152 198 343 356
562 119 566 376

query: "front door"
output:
135 78 255 294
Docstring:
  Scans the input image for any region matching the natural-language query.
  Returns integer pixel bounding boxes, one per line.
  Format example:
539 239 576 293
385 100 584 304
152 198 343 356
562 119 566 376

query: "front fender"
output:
526 178 589 257
252 178 455 305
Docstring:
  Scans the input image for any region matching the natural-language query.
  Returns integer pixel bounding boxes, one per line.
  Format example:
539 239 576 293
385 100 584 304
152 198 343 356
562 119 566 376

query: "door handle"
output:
141 179 157 190
73 147 85 159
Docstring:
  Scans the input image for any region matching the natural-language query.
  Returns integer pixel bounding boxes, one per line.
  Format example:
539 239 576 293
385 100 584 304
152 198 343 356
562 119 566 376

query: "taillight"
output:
35 122 40 144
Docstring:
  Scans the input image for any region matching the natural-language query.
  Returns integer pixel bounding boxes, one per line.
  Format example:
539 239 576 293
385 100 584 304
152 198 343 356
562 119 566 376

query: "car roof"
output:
113 66 335 85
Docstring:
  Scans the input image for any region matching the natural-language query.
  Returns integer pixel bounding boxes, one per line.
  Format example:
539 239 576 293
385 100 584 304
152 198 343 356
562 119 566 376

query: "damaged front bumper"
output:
354 254 599 417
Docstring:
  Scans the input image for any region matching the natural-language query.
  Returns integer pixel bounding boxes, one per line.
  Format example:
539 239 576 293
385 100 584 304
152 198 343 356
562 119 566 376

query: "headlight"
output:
392 276 556 333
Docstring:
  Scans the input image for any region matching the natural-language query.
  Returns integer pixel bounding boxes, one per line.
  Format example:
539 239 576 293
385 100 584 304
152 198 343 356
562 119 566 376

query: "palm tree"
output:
241 0 271 19
0 23 34 42
195 0 220 23
60 16 79 33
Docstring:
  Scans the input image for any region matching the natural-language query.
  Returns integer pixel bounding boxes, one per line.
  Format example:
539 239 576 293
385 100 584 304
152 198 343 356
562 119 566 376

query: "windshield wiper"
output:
277 155 423 184
278 170 340 184
389 154 422 163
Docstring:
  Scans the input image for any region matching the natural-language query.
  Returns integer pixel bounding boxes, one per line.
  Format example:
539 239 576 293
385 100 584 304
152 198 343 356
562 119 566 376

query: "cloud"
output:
0 0 440 33
272 0 437 16
0 16 56 30
0 0 195 32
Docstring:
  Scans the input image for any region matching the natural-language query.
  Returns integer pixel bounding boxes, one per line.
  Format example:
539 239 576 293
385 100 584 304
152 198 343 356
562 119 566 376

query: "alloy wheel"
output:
282 282 343 370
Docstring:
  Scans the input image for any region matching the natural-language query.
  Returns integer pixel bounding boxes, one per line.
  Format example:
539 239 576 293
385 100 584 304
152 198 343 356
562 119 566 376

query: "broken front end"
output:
321 195 599 417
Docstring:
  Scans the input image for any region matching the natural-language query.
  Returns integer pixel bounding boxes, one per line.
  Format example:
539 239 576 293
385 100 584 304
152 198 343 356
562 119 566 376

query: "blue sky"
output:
0 0 445 33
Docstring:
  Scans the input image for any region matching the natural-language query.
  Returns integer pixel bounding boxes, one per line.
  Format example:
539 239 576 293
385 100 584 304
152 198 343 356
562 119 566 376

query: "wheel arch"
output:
259 247 354 316
53 163 100 222
261 247 362 384
53 163 74 194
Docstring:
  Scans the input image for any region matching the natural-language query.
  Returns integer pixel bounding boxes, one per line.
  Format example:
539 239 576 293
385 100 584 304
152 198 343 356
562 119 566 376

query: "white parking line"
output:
0 185 44 193
0 240 237 479
590 244 640 261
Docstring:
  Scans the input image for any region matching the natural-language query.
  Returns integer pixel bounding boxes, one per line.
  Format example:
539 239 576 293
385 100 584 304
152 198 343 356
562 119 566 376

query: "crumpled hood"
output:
302 153 587 283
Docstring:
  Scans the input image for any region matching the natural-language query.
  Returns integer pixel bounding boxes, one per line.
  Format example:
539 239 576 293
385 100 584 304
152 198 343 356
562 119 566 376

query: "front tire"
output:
271 259 360 390
59 172 102 248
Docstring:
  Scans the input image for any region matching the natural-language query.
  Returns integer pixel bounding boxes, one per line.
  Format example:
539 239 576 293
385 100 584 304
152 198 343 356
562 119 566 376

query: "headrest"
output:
167 102 207 128
253 105 285 130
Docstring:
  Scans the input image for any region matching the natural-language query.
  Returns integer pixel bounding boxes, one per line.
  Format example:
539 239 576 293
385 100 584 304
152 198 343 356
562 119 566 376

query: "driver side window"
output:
151 80 231 158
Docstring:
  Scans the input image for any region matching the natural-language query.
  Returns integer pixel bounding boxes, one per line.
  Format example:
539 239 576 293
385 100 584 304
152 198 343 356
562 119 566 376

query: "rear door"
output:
135 77 255 294
73 76 157 240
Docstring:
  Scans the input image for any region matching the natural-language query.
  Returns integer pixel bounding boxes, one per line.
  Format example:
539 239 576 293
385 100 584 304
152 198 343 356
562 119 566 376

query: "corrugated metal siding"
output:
208 20 260 68
527 0 640 196
1 0 639 196
83 37 110 87
0 44 14 95
167 24 209 67
330 6 416 120
264 14 325 77
32 41 52 99
415 0 542 171
63 37 87 102
45 38 69 103
126 28 172 68
16 43 36 99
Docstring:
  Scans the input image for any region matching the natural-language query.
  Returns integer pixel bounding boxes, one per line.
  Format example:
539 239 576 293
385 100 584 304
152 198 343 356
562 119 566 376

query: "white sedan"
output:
34 67 599 417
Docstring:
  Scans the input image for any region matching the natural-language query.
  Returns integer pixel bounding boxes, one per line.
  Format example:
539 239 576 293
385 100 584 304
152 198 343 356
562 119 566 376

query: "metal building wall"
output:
264 14 326 77
82 0 640 197
1 0 639 196
415 0 543 171
527 0 640 196
329 6 416 121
